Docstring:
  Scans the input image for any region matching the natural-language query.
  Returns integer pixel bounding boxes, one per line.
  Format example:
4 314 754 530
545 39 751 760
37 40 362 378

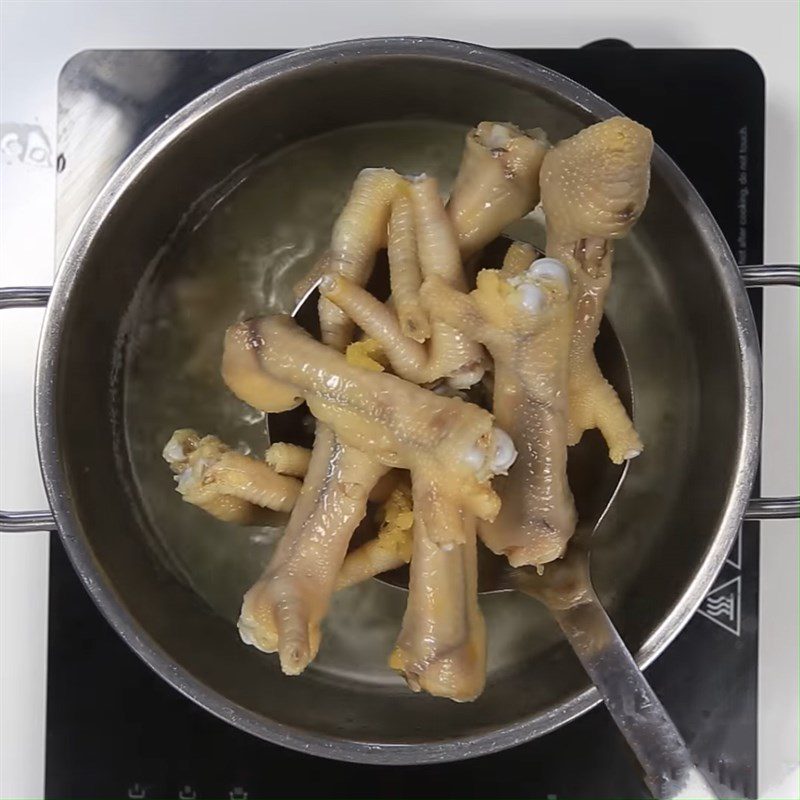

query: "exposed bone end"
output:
472 121 549 179
529 257 571 291
164 429 300 522
541 117 653 241
467 264 571 340
463 427 517 481
515 282 546 314
487 428 518 476
510 258 572 292
222 321 304 413
507 257 572 304
163 428 202 471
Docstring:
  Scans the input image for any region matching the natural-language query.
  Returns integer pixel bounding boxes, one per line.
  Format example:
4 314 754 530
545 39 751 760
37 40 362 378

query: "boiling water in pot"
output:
123 119 671 687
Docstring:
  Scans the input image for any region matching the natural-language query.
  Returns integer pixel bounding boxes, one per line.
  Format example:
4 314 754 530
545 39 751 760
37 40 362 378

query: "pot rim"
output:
35 36 761 764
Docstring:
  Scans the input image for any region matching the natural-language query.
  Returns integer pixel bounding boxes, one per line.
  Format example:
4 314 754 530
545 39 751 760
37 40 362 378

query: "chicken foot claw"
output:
319 167 403 351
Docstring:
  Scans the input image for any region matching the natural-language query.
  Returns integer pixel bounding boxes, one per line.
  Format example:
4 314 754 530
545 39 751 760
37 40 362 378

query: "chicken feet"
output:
319 167 403 350
224 315 515 539
540 117 652 463
320 175 486 389
239 426 388 674
390 508 486 702
422 255 576 567
448 122 549 258
163 429 301 524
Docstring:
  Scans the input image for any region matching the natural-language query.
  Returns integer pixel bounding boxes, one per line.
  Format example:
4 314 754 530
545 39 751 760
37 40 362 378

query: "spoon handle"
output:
551 595 718 800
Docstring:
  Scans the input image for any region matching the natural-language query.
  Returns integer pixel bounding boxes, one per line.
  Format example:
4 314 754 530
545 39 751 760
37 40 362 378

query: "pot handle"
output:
739 264 800 520
3 269 797 527
0 286 57 532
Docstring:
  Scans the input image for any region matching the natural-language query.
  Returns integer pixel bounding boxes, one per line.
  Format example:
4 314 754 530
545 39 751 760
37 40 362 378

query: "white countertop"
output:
1 1 797 798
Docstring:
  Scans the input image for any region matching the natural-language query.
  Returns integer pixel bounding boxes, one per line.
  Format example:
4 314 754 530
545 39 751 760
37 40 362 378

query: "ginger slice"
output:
336 480 414 590
345 337 387 372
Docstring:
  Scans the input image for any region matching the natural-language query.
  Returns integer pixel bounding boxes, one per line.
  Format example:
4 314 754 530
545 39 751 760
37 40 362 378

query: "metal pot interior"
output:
45 43 749 761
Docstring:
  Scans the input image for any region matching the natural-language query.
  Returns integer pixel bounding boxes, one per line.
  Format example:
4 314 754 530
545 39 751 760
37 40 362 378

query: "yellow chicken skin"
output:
422 257 577 568
319 167 404 351
387 189 431 343
502 240 540 277
239 425 388 674
540 116 652 463
448 122 549 258
265 440 403 505
238 168 405 677
390 511 486 702
224 315 515 533
162 429 301 523
164 115 657 701
320 175 487 389
226 314 515 676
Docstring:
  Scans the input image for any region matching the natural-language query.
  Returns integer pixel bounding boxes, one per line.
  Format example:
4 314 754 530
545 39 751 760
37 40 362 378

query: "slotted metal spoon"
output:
277 250 717 800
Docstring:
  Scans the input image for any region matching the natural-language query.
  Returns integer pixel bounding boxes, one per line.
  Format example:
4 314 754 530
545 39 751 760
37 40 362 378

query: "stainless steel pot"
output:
1 38 798 764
